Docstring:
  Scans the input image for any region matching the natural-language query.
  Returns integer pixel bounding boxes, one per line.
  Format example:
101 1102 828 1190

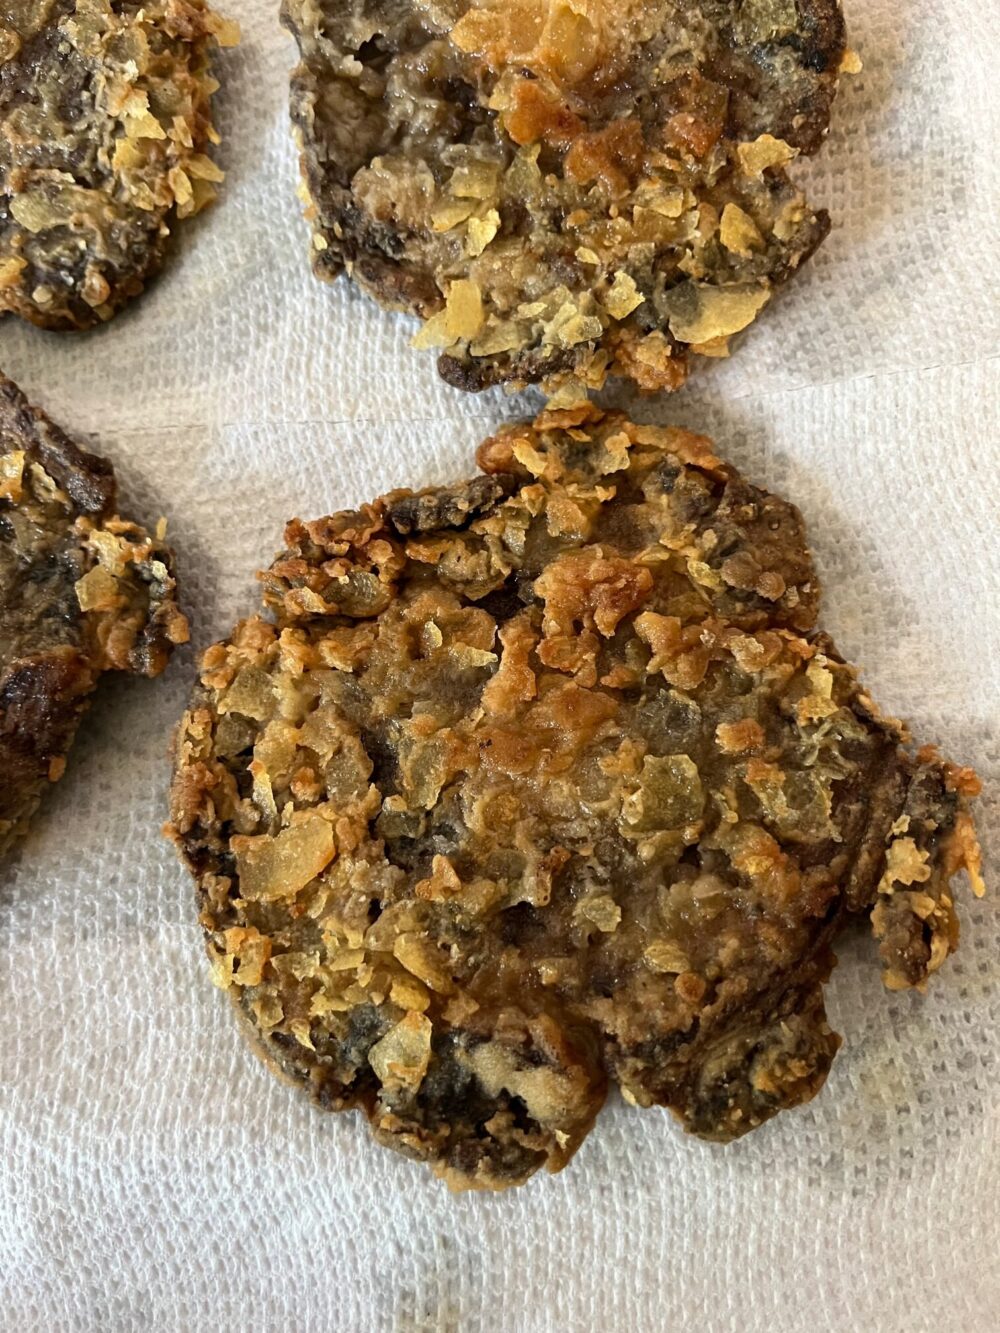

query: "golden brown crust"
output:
0 0 237 331
168 405 980 1189
0 373 189 854
283 0 846 393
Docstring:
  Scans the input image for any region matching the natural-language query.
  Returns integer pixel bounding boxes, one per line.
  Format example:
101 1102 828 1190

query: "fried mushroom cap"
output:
0 0 237 330
169 404 981 1189
283 0 847 392
0 373 188 853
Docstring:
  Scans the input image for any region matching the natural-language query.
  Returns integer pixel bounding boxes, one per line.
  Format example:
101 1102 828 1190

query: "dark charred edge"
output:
604 916 844 1140
840 745 909 915
675 968 842 1141
0 648 95 851
763 207 831 287
786 207 831 275
278 0 302 43
699 472 820 632
834 706 962 923
125 547 189 678
0 372 116 515
725 0 848 155
384 474 518 536
872 762 963 988
438 343 589 393
352 249 442 316
0 226 169 334
787 636 913 914
795 0 849 88
303 190 442 310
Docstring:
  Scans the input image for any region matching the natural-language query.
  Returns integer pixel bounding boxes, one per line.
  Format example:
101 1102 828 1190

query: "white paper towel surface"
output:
1 2 998 1329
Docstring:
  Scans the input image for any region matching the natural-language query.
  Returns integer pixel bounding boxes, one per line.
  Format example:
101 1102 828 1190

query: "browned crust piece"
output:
0 0 237 332
282 0 847 393
167 404 982 1190
0 373 189 854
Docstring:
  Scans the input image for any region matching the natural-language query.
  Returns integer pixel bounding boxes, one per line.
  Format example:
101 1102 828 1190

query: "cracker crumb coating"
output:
169 404 981 1189
0 373 188 854
283 0 846 392
0 0 237 331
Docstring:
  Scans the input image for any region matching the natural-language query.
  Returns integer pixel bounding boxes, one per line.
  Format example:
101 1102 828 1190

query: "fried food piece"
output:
168 404 982 1189
283 0 846 393
0 374 189 854
0 0 238 331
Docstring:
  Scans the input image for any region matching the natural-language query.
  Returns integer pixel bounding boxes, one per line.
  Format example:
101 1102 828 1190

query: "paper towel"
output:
0 1 997 1329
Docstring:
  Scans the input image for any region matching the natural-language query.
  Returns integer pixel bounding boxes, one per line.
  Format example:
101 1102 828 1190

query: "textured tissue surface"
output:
0 2 998 1329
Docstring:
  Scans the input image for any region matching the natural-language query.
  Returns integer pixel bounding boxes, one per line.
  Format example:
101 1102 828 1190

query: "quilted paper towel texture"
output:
0 1 997 1330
